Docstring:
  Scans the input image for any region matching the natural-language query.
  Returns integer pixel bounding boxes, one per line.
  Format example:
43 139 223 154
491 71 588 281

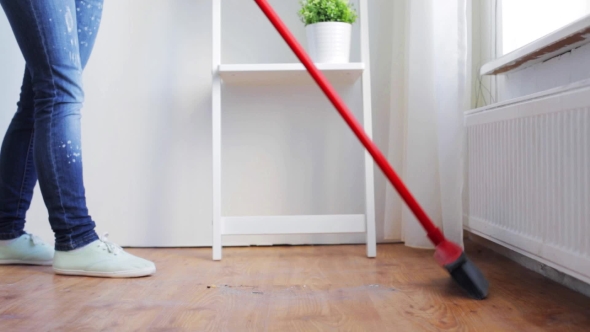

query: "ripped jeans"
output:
0 0 104 250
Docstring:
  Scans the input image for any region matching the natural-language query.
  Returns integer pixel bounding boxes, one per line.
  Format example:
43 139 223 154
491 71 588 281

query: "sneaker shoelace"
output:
99 233 123 255
27 233 44 246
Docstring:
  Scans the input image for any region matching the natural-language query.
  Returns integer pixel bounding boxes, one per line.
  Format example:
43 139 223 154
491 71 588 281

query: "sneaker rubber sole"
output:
0 259 53 266
53 266 156 278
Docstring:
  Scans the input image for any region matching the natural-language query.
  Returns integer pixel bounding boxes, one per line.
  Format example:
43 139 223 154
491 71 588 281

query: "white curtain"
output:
383 0 470 248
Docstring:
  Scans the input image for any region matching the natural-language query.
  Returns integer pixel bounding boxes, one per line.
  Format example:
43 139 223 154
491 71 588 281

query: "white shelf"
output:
211 0 375 260
219 63 365 85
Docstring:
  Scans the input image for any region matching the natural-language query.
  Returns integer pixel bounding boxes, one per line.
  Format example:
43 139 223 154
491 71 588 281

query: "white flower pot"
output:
305 22 352 64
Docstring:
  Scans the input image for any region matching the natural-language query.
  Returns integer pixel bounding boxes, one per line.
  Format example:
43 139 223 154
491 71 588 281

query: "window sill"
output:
465 77 590 115
480 14 590 76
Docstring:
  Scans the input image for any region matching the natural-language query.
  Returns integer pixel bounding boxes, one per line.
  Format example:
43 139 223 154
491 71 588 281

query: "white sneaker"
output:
53 233 156 278
0 233 54 265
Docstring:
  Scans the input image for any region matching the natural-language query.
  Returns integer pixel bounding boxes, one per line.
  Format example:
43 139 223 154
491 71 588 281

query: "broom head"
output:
434 240 489 300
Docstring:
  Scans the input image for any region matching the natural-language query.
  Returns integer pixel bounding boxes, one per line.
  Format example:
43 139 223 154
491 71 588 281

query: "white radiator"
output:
465 80 590 284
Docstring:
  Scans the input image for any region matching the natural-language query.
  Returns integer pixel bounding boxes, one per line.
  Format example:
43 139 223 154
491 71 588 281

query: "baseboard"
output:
465 230 590 298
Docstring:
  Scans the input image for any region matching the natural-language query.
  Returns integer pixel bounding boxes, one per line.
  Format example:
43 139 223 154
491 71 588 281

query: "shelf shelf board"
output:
219 62 365 85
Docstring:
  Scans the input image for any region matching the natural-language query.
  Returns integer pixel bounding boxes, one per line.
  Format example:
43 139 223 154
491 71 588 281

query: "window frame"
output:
480 0 590 76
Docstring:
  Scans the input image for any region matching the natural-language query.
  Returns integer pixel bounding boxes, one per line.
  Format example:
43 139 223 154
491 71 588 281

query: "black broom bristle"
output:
444 253 489 300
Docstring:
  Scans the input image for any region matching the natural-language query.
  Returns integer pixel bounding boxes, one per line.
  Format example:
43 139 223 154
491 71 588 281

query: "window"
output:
501 0 590 54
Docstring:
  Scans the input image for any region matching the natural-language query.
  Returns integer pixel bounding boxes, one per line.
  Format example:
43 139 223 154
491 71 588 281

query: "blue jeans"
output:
0 0 104 250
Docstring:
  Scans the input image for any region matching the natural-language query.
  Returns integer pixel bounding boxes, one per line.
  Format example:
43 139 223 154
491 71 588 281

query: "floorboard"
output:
1 240 589 331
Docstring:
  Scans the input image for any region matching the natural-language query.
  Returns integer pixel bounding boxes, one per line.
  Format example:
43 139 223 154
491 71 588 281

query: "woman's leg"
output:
0 1 104 244
0 0 102 251
0 69 54 265
1 0 155 277
0 0 156 277
0 70 37 241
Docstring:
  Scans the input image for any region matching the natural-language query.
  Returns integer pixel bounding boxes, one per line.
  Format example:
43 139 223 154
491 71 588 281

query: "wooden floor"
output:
1 240 589 331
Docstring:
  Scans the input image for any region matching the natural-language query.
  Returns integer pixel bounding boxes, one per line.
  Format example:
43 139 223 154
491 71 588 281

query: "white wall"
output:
0 0 395 247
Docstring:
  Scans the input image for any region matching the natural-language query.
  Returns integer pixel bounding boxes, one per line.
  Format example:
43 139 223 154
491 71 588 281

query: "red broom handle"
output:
253 0 445 245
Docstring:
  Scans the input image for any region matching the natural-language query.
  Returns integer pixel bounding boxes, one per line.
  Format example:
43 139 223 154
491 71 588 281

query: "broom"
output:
253 0 489 300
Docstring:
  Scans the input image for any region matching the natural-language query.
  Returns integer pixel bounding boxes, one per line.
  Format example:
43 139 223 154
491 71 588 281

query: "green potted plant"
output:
298 0 357 63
